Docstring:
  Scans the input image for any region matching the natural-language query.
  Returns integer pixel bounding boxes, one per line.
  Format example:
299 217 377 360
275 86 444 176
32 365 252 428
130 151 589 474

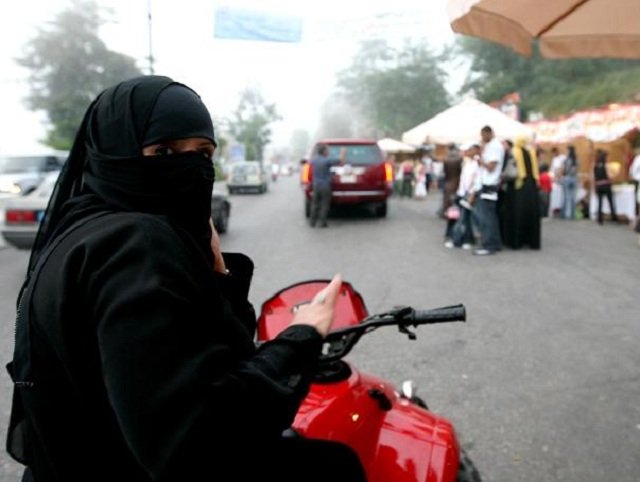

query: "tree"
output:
16 0 142 150
226 88 281 162
458 37 640 118
336 39 450 139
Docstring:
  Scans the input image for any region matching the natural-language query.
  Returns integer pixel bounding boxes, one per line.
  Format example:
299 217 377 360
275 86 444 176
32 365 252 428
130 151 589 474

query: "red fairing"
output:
257 280 368 341
257 280 463 481
295 368 461 482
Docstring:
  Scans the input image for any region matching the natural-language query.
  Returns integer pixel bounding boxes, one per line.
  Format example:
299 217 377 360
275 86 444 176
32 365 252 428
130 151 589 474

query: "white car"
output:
0 171 232 249
1 171 59 250
226 161 269 194
0 152 66 197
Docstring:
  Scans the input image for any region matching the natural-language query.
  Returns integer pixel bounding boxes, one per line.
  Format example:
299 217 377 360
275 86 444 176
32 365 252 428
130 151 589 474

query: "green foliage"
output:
336 39 450 138
458 38 640 118
16 0 142 150
213 160 225 181
226 88 281 161
527 66 640 116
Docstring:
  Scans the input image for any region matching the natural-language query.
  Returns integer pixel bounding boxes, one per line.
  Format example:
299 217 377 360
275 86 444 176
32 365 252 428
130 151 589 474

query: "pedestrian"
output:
442 144 463 243
538 163 553 218
473 125 504 255
509 136 541 250
498 139 517 248
420 147 434 194
550 147 566 181
549 146 566 217
309 143 346 227
561 145 579 219
5 75 366 482
448 144 480 249
414 161 427 198
400 159 415 198
593 149 619 225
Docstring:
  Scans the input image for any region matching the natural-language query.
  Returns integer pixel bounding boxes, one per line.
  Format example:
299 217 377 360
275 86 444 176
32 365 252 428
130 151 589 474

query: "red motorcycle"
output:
257 279 481 482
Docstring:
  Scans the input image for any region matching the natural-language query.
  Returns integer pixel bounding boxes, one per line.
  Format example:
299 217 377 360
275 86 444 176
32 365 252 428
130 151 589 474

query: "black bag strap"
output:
6 210 111 465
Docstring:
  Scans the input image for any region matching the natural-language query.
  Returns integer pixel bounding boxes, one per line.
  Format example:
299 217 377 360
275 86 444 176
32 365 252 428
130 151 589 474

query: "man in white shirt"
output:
473 125 504 255
550 147 567 182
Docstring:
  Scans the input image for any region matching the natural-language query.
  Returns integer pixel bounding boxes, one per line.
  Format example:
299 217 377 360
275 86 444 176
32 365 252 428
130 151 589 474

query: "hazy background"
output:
0 0 456 153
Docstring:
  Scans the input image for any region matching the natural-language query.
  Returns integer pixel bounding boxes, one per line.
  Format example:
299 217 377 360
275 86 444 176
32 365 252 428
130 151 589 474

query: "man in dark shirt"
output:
310 144 345 227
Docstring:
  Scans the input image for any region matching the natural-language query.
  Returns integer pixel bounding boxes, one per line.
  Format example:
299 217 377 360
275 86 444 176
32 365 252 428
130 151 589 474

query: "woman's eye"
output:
200 149 213 159
154 146 174 156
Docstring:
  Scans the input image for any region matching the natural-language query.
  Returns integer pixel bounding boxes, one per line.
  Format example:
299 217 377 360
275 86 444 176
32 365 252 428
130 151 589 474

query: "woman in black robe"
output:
6 76 365 482
509 137 541 250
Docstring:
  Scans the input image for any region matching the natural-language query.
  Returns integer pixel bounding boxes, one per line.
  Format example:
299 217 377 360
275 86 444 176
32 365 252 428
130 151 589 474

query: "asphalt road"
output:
0 175 638 481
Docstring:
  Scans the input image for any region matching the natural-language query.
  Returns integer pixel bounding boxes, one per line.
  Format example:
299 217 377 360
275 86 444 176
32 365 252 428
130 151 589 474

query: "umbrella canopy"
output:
401 98 533 146
447 0 640 59
377 138 416 153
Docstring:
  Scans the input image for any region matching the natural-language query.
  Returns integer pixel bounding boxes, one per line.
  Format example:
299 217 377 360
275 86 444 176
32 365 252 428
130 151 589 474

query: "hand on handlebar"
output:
290 274 342 338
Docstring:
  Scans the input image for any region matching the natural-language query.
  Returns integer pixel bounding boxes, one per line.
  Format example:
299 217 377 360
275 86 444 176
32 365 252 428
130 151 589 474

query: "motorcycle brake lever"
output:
398 324 417 340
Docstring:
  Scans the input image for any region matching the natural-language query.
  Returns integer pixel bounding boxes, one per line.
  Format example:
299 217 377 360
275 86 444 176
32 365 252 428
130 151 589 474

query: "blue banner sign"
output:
214 6 303 43
228 143 246 162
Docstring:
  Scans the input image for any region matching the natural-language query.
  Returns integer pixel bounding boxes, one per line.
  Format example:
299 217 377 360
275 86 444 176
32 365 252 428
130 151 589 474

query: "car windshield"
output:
0 156 59 174
326 145 382 165
233 163 260 175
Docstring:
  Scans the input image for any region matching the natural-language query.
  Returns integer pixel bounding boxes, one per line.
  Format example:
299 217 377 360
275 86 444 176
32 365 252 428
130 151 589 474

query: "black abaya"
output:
512 149 541 250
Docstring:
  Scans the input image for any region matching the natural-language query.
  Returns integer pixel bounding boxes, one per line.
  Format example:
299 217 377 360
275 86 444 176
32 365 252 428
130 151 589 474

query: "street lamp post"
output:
147 0 155 75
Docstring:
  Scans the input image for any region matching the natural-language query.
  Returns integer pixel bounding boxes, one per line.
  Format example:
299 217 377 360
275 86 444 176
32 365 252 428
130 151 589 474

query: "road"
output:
0 175 638 481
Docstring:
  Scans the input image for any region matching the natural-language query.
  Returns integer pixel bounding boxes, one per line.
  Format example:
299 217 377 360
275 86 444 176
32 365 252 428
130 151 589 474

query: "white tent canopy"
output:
401 98 533 146
377 137 416 153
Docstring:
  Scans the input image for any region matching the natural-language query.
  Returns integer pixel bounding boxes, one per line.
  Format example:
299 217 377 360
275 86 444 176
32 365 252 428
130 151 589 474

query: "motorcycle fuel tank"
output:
295 365 461 482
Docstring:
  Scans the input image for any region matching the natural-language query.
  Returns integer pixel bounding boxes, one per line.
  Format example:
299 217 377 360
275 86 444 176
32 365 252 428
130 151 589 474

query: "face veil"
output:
29 75 217 272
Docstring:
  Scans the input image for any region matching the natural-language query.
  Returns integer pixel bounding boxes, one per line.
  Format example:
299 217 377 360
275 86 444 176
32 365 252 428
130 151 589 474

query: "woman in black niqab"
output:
29 75 217 272
9 76 365 482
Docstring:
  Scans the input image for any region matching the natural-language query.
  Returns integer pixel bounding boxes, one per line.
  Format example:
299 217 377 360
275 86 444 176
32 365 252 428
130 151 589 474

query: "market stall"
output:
529 103 640 222
377 138 416 154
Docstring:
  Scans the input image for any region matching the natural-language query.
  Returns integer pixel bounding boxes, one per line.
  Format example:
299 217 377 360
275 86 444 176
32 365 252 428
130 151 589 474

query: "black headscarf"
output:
28 75 216 272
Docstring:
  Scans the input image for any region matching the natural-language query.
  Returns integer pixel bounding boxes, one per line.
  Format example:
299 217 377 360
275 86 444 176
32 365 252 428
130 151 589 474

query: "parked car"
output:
211 192 230 234
1 171 59 250
301 139 393 218
226 161 269 194
1 171 231 249
0 152 66 198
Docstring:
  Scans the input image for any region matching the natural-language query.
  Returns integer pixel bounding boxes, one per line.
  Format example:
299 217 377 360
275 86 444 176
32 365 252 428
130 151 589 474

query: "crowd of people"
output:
391 124 640 254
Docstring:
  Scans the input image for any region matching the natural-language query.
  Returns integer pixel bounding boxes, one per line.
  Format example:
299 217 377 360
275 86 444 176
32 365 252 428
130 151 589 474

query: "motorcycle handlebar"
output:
320 304 466 362
409 304 466 324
